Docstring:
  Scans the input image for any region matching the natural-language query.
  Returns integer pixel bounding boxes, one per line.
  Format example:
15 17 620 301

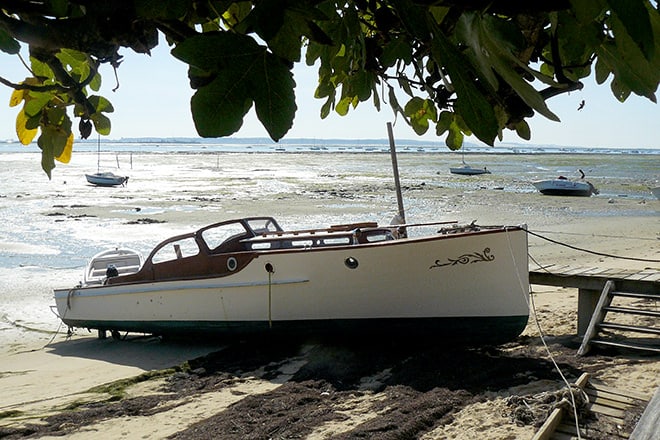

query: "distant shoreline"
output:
1 138 658 156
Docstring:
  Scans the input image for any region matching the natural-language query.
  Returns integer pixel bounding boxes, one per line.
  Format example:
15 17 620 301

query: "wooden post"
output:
577 280 615 356
577 288 601 336
631 386 660 440
387 122 406 235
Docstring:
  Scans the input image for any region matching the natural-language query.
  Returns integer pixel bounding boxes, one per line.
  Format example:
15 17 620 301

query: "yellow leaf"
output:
56 133 73 163
9 88 24 107
16 110 38 145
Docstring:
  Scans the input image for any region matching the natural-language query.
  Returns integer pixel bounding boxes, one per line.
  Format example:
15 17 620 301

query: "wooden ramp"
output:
533 374 651 440
578 280 660 355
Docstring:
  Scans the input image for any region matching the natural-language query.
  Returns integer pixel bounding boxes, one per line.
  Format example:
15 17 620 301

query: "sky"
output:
0 40 658 149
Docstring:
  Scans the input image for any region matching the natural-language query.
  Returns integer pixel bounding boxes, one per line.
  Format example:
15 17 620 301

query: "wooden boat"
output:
532 178 598 196
85 172 129 187
449 164 491 175
54 217 530 344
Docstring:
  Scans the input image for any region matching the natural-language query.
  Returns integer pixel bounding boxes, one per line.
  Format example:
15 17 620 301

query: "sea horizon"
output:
1 137 659 156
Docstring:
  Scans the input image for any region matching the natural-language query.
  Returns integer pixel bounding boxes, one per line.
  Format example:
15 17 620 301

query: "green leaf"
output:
135 0 187 19
608 0 654 60
0 28 21 54
404 97 436 135
173 33 264 72
514 120 531 140
435 111 453 136
320 98 333 119
381 37 412 67
252 55 297 140
191 75 252 137
30 57 55 80
175 33 296 140
430 28 499 145
24 92 51 117
594 57 610 84
335 96 352 116
596 22 658 103
347 70 374 102
46 107 67 126
91 113 112 135
570 0 606 25
37 134 56 179
88 95 115 113
445 120 464 150
472 14 560 122
267 11 304 62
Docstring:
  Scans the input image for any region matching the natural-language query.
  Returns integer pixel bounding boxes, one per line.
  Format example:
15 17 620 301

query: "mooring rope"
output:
527 229 660 263
504 227 584 439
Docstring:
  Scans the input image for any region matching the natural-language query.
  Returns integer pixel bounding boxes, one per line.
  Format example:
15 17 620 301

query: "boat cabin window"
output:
201 223 249 251
151 237 199 263
246 218 281 235
363 231 395 242
243 234 353 250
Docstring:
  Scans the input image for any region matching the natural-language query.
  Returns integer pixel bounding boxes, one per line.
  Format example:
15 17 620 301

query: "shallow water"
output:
1 145 658 338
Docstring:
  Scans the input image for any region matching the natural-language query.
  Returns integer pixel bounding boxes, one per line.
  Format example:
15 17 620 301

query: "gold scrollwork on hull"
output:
429 248 494 269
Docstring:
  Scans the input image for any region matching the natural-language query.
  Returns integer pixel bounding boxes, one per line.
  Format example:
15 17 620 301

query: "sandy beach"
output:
0 149 658 439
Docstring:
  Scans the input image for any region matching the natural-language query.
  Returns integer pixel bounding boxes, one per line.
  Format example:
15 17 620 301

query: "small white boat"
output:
450 147 490 175
54 217 530 345
85 172 129 187
449 164 491 175
86 135 128 187
532 178 598 197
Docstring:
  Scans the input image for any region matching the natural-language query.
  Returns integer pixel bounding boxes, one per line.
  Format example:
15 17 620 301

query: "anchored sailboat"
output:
85 136 128 187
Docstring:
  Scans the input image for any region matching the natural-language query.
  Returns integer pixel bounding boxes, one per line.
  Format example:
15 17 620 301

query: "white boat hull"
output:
449 165 491 175
85 172 128 187
54 226 529 344
532 179 597 196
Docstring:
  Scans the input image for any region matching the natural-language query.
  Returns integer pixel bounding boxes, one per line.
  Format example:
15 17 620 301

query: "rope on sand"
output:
505 385 590 427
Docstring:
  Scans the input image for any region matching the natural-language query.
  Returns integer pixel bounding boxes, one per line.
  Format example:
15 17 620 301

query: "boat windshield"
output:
199 217 282 253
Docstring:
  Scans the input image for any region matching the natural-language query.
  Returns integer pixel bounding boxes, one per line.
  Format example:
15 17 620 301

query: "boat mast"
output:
96 134 101 173
387 122 407 237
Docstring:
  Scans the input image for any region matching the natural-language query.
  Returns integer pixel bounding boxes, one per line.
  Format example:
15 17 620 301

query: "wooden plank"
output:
625 270 658 281
551 431 581 440
630 387 660 440
585 388 638 406
578 267 613 275
642 272 660 282
587 401 626 418
563 266 599 276
590 339 660 354
588 383 650 402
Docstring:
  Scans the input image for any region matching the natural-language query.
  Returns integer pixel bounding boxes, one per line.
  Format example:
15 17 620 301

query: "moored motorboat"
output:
532 177 598 196
54 217 530 344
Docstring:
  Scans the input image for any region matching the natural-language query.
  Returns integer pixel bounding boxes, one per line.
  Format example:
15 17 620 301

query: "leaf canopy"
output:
0 0 657 176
